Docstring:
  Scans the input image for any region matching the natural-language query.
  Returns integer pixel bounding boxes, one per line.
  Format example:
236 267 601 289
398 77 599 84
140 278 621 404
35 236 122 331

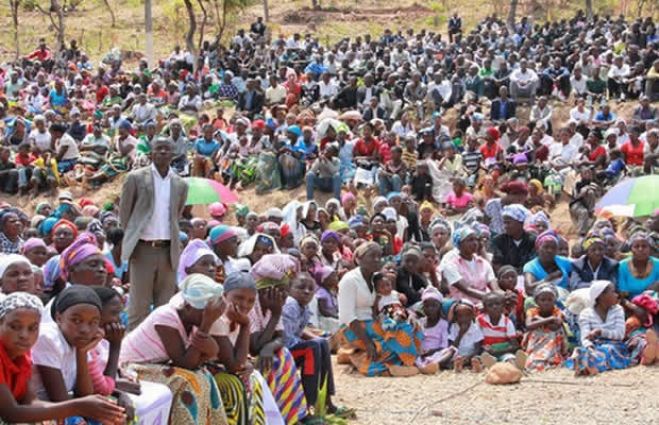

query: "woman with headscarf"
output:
491 204 536 274
278 125 306 190
248 254 308 424
525 179 546 210
523 230 572 296
177 239 220 283
299 201 321 237
429 218 453 261
59 232 108 287
617 232 659 298
211 271 284 425
0 211 23 254
235 233 279 270
51 219 78 254
567 280 630 376
338 242 423 376
209 225 240 284
0 291 127 424
21 237 49 267
569 235 619 291
319 230 342 270
441 227 498 304
282 201 305 247
120 274 228 424
0 254 36 295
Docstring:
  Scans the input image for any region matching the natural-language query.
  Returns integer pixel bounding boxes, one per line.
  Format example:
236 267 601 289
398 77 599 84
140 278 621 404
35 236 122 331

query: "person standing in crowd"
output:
119 137 188 329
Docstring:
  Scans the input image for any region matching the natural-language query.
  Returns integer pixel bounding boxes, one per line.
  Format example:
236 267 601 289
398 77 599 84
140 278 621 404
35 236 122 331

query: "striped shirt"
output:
476 313 516 346
462 150 482 174
578 305 625 347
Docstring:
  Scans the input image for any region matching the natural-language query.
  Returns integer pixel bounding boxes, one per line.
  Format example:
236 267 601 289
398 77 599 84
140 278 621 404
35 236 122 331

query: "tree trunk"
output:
102 0 116 27
507 0 518 31
585 0 593 20
263 0 269 22
183 0 197 66
10 0 20 59
52 0 66 51
145 0 153 66
196 0 208 52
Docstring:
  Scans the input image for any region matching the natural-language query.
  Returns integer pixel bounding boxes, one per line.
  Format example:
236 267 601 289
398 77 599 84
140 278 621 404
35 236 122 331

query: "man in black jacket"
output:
238 79 264 118
490 86 517 122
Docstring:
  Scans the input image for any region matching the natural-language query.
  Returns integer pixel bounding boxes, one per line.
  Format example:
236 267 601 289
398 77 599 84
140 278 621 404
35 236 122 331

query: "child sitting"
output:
477 291 526 370
623 291 659 366
449 300 484 372
372 271 408 324
522 283 568 371
415 287 452 374
596 149 626 184
497 265 525 330
313 265 340 335
282 273 338 413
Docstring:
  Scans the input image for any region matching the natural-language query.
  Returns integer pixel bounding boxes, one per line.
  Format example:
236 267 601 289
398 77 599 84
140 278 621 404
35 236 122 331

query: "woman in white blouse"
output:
568 280 632 376
338 242 422 376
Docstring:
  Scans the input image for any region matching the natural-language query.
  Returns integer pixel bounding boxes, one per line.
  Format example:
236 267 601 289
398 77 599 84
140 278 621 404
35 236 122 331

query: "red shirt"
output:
621 141 645 166
378 143 392 163
0 341 32 401
95 85 109 103
479 142 502 160
15 153 37 167
353 137 380 157
533 145 549 162
587 145 607 162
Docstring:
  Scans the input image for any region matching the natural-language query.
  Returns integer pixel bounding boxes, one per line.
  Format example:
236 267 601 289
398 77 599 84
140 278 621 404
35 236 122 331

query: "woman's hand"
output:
116 391 136 423
104 322 126 347
80 328 106 353
586 329 602 340
74 395 126 425
201 296 227 330
191 331 219 358
226 302 250 327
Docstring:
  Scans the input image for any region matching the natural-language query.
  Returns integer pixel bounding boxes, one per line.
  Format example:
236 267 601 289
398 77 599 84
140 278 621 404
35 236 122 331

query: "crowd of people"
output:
0 9 658 425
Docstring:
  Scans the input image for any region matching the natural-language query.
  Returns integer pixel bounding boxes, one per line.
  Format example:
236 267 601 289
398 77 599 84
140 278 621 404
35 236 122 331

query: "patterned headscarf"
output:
43 255 61 290
178 273 223 309
452 226 476 247
177 239 218 283
533 282 558 301
582 235 605 251
0 291 43 320
251 254 300 289
502 204 530 223
430 218 452 236
535 230 560 250
59 233 101 281
86 219 106 240
208 225 238 246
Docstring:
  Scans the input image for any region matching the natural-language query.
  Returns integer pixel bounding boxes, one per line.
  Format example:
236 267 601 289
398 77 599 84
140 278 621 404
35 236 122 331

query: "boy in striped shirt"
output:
476 291 527 369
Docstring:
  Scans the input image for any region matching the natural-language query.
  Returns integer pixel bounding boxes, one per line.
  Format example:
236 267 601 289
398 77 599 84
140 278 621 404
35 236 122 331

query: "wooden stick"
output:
524 378 635 388
408 382 482 423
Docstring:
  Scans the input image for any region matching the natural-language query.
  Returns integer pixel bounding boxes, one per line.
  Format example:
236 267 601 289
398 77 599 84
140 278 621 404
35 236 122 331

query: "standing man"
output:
448 13 462 44
120 137 188 330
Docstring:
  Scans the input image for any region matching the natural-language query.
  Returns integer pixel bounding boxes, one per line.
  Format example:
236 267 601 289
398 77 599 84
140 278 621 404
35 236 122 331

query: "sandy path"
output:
332 361 659 425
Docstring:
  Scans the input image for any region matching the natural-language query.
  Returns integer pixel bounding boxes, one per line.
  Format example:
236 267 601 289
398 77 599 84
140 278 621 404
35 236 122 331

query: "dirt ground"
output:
331 361 659 425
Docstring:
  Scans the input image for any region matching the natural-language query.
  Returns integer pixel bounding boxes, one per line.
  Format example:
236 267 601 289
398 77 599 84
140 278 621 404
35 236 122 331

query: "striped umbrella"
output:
595 175 659 218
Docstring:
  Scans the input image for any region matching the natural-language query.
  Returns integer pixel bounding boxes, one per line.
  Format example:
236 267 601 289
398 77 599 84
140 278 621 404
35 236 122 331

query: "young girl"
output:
448 300 484 372
299 235 322 273
523 283 568 372
623 291 659 366
120 274 228 424
313 265 340 335
0 292 125 424
498 265 525 330
282 273 338 414
415 287 452 373
372 271 407 324
211 271 284 425
249 254 308 424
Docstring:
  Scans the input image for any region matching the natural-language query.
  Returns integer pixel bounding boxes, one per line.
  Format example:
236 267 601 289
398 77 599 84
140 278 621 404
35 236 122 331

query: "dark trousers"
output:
290 338 335 405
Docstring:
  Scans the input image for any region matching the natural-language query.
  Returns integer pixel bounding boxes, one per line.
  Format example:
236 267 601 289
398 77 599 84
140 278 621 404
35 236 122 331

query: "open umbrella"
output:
595 175 659 218
185 177 239 205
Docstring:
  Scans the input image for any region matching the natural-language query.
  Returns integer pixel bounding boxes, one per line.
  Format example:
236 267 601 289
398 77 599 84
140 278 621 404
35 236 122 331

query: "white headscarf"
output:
177 273 223 309
589 280 612 307
0 254 31 280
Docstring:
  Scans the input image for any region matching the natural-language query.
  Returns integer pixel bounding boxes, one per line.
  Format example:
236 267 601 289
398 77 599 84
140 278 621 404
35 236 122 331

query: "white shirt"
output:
28 129 52 152
31 322 78 400
510 68 539 84
140 164 173 240
338 268 376 324
448 321 484 356
570 107 592 125
550 142 578 166
131 102 157 124
570 132 585 150
266 85 287 105
56 133 79 160
318 80 338 98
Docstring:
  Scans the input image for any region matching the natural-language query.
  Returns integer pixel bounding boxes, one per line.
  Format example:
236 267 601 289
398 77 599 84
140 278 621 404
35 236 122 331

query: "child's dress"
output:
313 286 340 334
522 307 568 371
415 317 450 368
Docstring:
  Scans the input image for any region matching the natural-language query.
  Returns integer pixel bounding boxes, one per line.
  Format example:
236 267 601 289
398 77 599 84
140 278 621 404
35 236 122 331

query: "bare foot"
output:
453 356 464 373
470 357 483 373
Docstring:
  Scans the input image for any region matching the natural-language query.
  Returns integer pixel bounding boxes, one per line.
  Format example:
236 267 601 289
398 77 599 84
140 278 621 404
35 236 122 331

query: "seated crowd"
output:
0 10 658 425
